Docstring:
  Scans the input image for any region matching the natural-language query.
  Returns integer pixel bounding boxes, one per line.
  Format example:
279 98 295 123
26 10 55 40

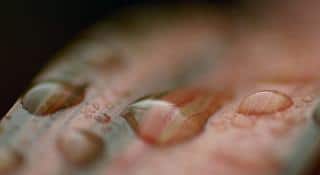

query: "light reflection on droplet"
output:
22 81 85 116
122 88 232 146
238 90 293 116
56 129 104 166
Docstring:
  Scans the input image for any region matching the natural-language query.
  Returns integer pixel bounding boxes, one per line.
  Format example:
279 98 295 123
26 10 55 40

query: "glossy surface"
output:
238 90 293 116
0 147 23 174
56 129 104 166
2 3 320 175
122 88 232 146
22 82 85 116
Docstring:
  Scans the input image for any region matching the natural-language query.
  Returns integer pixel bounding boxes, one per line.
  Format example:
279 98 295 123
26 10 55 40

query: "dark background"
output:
0 0 239 117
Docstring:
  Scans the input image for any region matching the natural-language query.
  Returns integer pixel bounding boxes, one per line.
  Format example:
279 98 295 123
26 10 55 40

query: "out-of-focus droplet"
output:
88 49 124 71
122 88 232 146
95 114 111 124
0 148 23 174
56 129 104 166
22 82 85 116
238 90 293 116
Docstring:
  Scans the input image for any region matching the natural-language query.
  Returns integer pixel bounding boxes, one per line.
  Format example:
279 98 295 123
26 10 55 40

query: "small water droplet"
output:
0 148 23 174
238 90 293 116
95 113 111 124
22 81 85 116
122 88 231 146
56 129 104 166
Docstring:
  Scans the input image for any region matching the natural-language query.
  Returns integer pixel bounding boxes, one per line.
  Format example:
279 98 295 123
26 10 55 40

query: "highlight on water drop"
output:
122 87 232 146
22 81 86 116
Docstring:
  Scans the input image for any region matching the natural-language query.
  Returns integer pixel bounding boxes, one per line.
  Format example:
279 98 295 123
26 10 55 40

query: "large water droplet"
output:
56 129 104 166
22 82 85 116
122 88 231 146
0 147 23 174
238 90 293 116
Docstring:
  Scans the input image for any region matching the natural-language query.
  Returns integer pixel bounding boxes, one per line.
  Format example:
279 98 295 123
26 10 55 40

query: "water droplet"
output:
22 81 85 116
95 113 111 124
56 129 104 166
238 90 293 116
0 148 23 174
122 88 231 146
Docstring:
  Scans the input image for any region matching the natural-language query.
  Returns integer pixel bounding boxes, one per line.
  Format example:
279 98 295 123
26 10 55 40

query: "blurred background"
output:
0 0 241 116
